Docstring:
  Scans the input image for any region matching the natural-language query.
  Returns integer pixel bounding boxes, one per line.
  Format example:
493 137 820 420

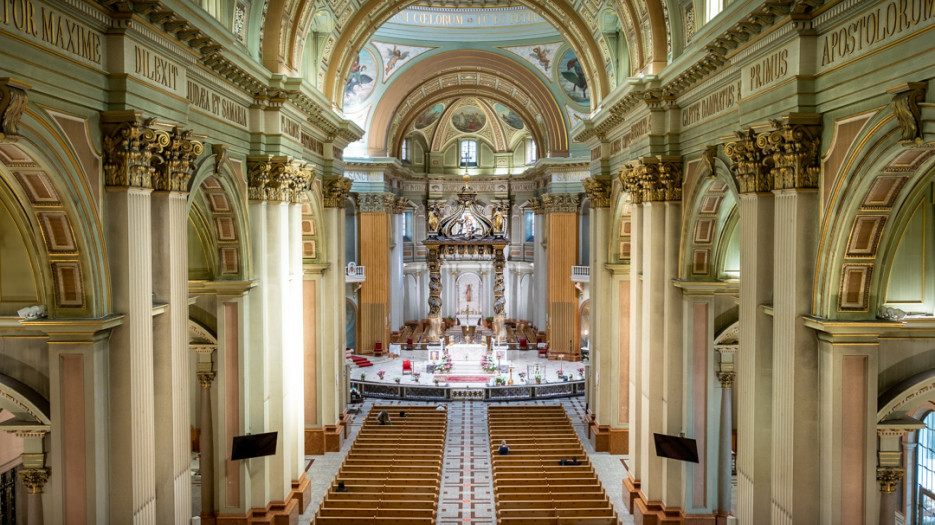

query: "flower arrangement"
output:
556 369 564 378
394 377 401 384
377 370 385 379
577 367 585 377
518 371 527 382
481 354 499 374
436 351 453 374
412 372 421 382
534 374 542 384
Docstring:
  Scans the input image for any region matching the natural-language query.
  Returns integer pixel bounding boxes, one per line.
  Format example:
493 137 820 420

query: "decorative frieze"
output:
539 193 579 214
323 177 353 208
582 176 612 207
0 78 29 142
357 193 396 213
246 155 313 202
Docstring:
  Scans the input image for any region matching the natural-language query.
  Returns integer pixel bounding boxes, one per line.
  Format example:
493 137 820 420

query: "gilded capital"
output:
247 156 312 202
197 371 216 388
582 177 612 207
0 78 30 142
760 118 821 190
528 198 544 214
716 371 735 388
323 177 353 208
153 127 204 192
725 128 771 194
658 157 683 201
102 114 165 188
876 466 903 493
392 197 410 214
620 164 643 205
18 468 49 495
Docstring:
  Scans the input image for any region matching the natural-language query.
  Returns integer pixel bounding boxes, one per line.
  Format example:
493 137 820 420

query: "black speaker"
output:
653 433 699 463
231 432 278 460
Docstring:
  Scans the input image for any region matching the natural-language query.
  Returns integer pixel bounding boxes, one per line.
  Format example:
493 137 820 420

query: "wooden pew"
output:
313 405 447 525
488 405 619 525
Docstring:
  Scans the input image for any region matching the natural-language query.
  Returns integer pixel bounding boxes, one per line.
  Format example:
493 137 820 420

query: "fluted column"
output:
661 158 684 506
726 130 775 525
390 199 407 330
152 127 201 525
532 199 548 330
102 113 158 523
627 192 643 498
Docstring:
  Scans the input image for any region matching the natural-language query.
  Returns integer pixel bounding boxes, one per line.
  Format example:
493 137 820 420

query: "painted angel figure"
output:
529 47 551 69
384 46 410 76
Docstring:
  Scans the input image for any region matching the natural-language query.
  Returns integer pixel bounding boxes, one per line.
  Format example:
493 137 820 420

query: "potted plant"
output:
434 378 440 386
412 372 421 383
534 374 542 384
495 376 506 386
360 372 367 381
377 370 385 380
518 371 526 382
577 367 585 378
394 377 401 384
556 369 564 379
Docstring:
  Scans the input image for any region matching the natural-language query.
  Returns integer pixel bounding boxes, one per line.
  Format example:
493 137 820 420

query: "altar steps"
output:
347 355 374 368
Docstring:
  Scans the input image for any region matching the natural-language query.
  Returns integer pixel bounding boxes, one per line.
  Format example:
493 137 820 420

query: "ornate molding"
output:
153 127 204 192
323 177 353 208
620 157 682 203
246 156 313 202
493 248 506 316
528 198 544 214
211 143 229 178
582 176 612 208
18 468 49 495
702 145 718 178
540 193 580 214
392 197 410 214
427 247 442 316
876 467 903 493
658 157 683 201
0 78 29 142
888 82 927 144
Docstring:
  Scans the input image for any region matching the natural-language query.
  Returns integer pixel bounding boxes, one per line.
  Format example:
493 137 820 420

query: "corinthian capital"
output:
582 176 612 207
0 78 29 142
152 127 204 192
18 468 49 495
102 112 166 188
540 193 579 213
658 157 683 201
246 156 312 202
724 127 771 194
323 177 353 208
760 117 821 190
876 466 903 493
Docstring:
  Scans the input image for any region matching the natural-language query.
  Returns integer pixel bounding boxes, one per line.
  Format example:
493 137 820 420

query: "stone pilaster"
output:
540 193 579 357
662 179 684 507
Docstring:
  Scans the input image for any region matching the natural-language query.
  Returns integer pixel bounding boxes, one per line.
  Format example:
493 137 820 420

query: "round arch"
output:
371 50 568 157
814 106 935 318
187 158 252 281
678 154 738 281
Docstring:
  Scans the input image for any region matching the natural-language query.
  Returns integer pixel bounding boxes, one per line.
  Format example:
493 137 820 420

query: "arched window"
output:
918 411 935 522
460 140 478 167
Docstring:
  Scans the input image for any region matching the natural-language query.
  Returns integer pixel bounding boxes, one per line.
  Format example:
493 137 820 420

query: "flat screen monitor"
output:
653 433 699 463
231 432 278 460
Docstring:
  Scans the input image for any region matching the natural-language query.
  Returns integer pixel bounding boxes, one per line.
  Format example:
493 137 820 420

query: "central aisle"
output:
300 399 634 524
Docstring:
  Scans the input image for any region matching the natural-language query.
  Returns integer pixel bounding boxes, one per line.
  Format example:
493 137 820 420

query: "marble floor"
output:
351 346 589 387
300 397 635 524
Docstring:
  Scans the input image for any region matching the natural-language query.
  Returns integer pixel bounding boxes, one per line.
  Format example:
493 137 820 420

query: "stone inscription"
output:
281 115 300 139
609 116 652 155
820 0 935 67
186 80 247 127
301 131 325 155
0 0 102 65
682 81 740 128
747 49 789 92
134 45 179 91
390 9 542 27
